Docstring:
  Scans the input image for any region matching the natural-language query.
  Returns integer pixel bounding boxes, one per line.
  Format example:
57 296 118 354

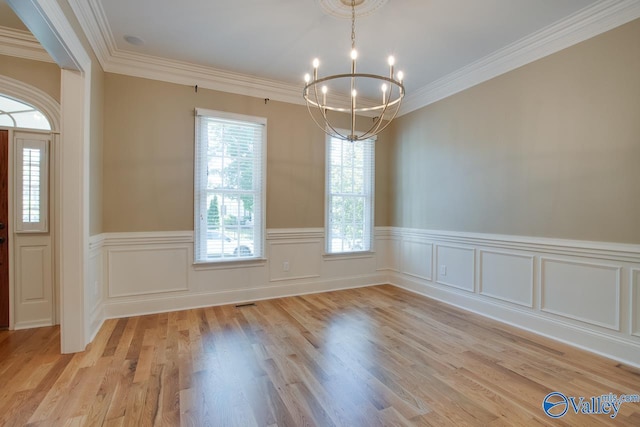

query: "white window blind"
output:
15 135 49 233
194 109 266 262
326 135 375 253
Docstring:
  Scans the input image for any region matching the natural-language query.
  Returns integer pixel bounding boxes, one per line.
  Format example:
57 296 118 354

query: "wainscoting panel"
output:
323 253 377 278
375 237 400 272
13 236 53 329
631 269 640 337
268 240 322 282
401 239 433 281
540 257 620 331
479 250 534 308
108 246 190 297
435 244 475 292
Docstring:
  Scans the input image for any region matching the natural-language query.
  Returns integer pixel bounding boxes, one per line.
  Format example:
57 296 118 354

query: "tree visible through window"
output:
194 109 266 262
326 135 375 253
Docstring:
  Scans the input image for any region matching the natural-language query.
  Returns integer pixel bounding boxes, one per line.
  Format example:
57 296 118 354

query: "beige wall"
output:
0 54 60 101
89 65 104 236
103 73 391 232
390 18 640 244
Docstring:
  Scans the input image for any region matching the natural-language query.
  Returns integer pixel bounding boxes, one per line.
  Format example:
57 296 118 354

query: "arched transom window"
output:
0 93 51 131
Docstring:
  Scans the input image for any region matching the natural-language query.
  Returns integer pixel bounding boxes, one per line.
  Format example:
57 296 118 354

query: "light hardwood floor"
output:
1 284 639 426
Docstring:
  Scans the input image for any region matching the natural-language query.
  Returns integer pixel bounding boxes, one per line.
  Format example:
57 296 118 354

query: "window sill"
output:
323 251 375 261
193 257 267 270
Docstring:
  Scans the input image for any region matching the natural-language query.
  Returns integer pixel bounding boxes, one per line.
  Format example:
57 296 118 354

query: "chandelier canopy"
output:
303 0 405 142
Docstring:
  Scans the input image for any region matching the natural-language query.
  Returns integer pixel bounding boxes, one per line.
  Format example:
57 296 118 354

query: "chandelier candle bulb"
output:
388 55 395 79
397 71 404 82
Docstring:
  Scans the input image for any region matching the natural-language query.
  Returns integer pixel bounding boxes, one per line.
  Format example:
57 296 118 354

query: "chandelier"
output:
303 0 405 142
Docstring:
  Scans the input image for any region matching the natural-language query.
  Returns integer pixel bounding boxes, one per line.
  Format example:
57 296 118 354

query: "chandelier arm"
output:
360 95 403 139
355 84 400 141
312 80 352 140
358 111 388 141
309 81 350 140
322 106 351 141
305 98 349 140
304 74 404 113
306 73 402 88
358 84 395 140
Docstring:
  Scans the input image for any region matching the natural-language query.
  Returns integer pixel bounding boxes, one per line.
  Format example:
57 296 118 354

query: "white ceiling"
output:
2 0 640 113
100 0 598 93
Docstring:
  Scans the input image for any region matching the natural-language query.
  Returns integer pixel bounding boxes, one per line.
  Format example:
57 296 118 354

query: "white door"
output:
12 131 54 329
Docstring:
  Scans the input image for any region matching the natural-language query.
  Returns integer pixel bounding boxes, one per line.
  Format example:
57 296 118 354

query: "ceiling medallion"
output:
304 0 404 142
317 0 389 19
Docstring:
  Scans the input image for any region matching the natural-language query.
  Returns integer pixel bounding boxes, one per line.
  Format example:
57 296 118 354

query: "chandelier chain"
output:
351 0 356 50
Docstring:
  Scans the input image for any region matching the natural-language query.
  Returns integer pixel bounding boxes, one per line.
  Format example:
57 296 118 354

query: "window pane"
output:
12 111 51 131
0 95 31 113
0 114 13 127
0 94 51 130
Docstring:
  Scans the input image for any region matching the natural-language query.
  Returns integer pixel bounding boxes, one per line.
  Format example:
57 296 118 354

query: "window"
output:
326 134 375 253
15 135 49 232
194 109 266 262
0 94 51 130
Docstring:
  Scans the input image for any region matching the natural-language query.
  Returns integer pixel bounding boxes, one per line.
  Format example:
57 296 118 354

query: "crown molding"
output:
399 0 640 115
67 0 640 115
0 26 54 63
107 49 308 106
67 0 114 68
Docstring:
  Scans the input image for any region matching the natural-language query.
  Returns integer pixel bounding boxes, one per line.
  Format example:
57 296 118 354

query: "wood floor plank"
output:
2 284 639 426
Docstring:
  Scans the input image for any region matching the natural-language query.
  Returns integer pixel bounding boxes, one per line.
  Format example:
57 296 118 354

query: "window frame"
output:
324 132 375 255
194 108 267 264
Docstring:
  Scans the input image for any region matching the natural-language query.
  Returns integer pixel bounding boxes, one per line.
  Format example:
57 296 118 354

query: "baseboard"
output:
13 319 54 330
103 273 386 319
88 299 104 343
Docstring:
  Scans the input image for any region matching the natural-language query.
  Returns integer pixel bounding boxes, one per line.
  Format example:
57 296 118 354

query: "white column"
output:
59 69 89 353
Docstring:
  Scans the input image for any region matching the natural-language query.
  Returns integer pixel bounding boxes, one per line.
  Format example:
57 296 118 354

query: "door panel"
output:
12 131 54 329
0 130 8 328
